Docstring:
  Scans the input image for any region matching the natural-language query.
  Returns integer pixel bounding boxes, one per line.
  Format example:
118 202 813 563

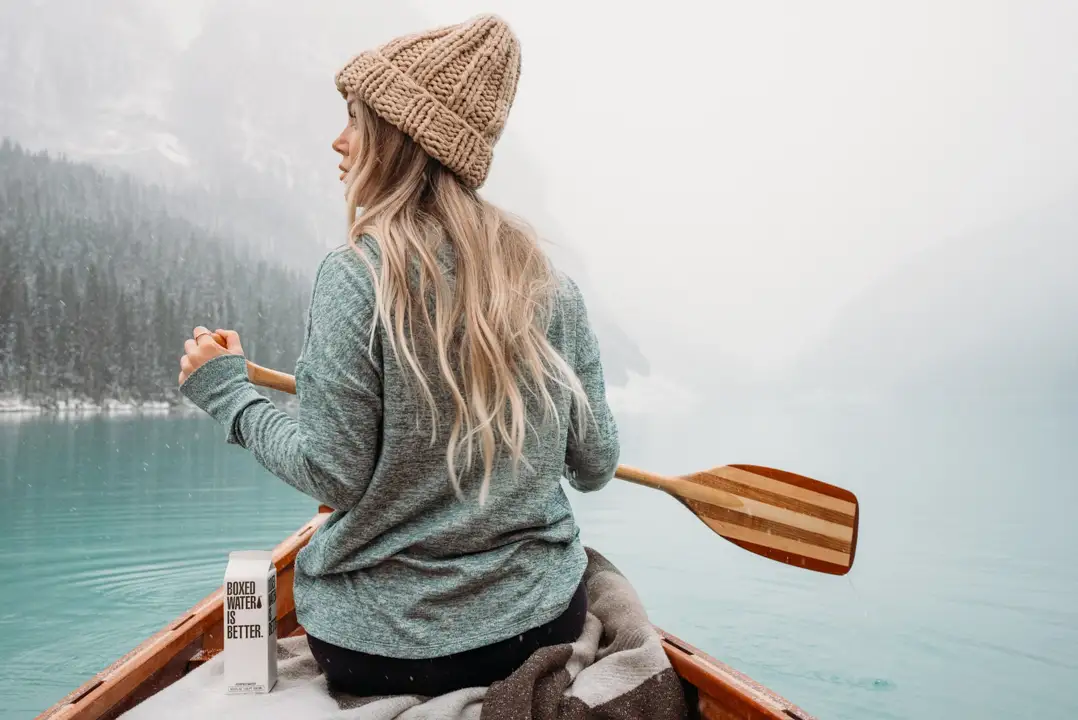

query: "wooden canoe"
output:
35 508 818 720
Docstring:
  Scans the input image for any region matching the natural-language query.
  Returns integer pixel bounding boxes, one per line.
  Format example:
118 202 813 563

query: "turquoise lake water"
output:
1 406 1075 719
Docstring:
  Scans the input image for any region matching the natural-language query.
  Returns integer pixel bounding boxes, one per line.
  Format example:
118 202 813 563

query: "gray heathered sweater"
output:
180 239 620 659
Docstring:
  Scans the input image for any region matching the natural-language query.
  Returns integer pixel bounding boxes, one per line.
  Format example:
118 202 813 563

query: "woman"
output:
178 14 619 698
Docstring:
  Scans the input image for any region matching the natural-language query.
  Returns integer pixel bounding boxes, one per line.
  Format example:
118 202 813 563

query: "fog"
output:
4 5 1078 717
2 0 1075 410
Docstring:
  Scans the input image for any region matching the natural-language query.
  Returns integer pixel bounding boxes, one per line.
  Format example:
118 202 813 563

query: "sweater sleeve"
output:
180 249 383 510
563 279 620 492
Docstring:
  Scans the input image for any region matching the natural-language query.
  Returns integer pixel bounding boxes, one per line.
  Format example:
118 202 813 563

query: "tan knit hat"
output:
335 14 521 189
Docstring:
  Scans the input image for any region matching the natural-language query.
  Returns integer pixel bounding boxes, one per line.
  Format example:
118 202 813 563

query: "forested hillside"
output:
0 140 310 407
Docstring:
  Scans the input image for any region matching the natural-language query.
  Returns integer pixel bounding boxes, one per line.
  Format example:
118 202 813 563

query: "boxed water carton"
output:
223 551 278 694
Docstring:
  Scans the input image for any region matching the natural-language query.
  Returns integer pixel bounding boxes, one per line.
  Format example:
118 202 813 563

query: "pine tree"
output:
56 266 81 396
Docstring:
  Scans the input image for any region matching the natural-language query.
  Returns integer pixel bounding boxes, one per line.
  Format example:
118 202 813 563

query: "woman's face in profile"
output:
332 96 361 182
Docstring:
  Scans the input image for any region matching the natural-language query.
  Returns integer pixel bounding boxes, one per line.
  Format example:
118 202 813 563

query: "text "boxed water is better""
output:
223 551 278 694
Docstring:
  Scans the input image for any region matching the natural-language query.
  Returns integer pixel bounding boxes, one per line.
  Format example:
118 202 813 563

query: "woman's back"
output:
281 238 618 658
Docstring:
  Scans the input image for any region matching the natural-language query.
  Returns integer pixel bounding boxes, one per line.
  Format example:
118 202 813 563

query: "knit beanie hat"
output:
335 14 521 189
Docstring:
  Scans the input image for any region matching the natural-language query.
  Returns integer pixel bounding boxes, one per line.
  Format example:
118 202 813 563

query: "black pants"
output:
307 581 588 697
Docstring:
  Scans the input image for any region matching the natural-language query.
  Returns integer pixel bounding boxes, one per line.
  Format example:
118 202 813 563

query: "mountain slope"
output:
0 140 309 405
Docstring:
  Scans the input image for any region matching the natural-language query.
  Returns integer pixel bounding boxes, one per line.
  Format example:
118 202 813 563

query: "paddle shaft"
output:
246 360 298 395
239 358 737 501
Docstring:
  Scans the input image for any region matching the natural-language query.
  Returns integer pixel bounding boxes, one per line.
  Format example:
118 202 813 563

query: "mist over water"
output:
2 1 1077 718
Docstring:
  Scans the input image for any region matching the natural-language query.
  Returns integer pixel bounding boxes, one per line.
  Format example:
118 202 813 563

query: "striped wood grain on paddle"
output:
683 464 858 575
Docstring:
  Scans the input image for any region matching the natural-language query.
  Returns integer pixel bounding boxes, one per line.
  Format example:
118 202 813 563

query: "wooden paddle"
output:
212 342 859 576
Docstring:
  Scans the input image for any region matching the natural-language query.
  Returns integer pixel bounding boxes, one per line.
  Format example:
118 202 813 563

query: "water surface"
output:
1 406 1075 719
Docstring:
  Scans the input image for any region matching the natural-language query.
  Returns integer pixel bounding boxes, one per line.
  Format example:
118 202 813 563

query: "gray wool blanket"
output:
123 549 688 720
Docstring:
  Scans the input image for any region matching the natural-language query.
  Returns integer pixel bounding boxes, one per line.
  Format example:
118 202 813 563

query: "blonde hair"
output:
344 99 590 503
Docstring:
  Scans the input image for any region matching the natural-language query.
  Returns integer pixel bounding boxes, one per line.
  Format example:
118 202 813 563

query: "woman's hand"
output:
178 326 245 387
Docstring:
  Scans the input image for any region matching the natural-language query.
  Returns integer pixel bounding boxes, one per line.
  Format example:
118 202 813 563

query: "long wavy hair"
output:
343 99 591 503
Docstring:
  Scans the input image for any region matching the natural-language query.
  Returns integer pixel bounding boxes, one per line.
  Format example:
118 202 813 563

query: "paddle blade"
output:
680 464 858 575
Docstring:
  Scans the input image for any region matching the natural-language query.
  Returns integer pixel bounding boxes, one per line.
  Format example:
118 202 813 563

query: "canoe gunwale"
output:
659 631 816 720
34 509 815 720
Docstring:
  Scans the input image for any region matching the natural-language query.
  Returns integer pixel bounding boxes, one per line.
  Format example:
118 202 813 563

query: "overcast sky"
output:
409 1 1078 382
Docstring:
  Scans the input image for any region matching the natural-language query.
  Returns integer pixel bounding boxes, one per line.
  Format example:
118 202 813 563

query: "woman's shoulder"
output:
309 241 380 316
550 266 588 316
316 239 379 286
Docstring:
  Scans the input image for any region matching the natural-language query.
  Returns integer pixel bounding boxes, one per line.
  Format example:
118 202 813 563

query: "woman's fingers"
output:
215 328 245 355
179 325 230 388
193 325 216 344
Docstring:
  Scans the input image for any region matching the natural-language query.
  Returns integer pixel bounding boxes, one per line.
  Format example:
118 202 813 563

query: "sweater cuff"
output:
180 354 268 445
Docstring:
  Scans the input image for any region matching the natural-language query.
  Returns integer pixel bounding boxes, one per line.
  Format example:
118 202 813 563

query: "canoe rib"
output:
35 508 815 720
